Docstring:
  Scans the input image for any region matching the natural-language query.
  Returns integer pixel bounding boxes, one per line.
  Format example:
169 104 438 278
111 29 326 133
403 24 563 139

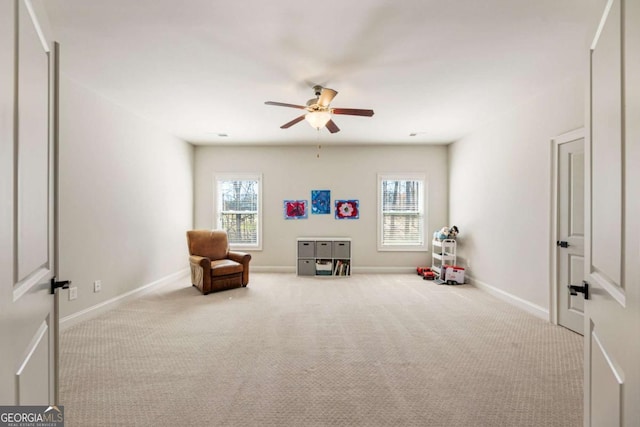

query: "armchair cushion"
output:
211 259 243 276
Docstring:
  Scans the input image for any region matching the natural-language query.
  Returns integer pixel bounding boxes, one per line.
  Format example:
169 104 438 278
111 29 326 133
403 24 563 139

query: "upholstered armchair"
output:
186 230 251 295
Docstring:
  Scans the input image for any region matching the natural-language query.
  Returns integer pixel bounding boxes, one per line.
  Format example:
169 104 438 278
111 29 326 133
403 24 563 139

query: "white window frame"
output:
377 173 428 251
214 173 262 251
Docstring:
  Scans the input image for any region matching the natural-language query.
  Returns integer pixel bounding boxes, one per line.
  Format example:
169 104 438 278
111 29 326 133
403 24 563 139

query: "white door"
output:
554 131 585 335
0 0 60 406
584 0 640 425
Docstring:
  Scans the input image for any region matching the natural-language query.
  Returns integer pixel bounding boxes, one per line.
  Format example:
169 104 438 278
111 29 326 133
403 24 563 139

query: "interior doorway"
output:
550 128 585 335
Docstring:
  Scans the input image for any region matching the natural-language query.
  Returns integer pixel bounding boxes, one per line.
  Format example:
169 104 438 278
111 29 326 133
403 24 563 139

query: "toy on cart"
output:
433 225 459 241
439 264 465 285
416 266 437 280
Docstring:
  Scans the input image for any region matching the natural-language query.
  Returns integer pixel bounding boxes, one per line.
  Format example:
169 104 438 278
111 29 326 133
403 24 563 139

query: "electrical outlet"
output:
69 286 78 301
94 280 102 293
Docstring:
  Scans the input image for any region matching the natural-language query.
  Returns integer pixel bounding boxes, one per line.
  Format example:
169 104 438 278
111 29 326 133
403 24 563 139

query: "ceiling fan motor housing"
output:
307 85 324 110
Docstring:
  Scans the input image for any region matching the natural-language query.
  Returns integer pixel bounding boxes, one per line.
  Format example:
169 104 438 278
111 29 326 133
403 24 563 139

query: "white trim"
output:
60 268 189 330
469 275 549 321
13 266 50 302
592 270 626 307
592 329 625 384
58 268 551 325
250 266 417 274
590 0 615 50
16 320 48 376
213 172 263 251
251 266 296 273
353 266 416 274
377 173 428 252
550 136 558 325
23 0 50 52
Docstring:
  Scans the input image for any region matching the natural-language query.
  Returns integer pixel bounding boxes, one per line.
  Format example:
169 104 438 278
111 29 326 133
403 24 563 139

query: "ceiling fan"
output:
265 85 374 133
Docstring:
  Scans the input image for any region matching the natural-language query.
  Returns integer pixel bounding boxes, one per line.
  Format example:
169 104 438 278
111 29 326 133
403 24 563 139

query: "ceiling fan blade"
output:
332 108 375 117
317 88 338 107
280 115 306 129
265 101 306 109
325 119 340 134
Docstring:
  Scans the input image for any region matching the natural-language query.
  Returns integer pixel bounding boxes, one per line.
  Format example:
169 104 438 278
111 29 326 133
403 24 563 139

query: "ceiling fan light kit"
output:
265 85 374 134
305 111 332 129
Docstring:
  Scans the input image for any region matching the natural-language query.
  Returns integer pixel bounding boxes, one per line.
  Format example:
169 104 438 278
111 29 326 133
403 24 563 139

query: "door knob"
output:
557 240 570 248
568 281 589 299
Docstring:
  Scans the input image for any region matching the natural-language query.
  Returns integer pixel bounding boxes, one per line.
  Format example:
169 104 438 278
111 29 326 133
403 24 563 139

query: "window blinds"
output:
381 179 424 245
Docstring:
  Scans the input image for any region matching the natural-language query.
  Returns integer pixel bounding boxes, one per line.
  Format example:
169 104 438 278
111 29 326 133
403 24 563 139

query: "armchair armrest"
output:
228 251 251 265
189 255 211 269
228 251 252 286
189 255 211 294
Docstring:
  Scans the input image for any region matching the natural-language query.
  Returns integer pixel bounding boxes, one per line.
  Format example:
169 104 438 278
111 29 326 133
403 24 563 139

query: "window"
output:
377 173 427 251
214 174 262 250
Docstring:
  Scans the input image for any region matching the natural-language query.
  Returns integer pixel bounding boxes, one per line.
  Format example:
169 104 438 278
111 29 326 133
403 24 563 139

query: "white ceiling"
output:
45 0 588 146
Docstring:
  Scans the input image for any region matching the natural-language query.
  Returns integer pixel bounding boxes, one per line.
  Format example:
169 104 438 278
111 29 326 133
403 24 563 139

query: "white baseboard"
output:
251 266 416 274
468 276 549 321
352 266 416 274
60 268 190 330
251 266 296 273
59 268 549 327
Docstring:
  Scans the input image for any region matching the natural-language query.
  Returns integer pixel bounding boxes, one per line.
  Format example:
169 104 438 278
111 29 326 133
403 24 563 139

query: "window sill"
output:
377 246 428 252
230 245 262 252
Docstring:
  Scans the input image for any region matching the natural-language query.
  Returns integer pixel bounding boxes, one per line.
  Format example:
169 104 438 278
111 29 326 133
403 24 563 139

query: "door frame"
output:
549 127 585 326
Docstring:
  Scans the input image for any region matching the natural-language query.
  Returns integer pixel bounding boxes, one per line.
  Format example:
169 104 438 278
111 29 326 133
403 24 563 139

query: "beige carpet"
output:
60 273 583 426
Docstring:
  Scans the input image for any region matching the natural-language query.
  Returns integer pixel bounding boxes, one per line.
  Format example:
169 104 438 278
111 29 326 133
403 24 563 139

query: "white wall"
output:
448 78 584 310
58 77 194 318
194 144 448 271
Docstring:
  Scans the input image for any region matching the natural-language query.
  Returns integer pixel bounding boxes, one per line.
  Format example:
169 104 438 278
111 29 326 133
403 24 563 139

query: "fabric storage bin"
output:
332 241 350 259
298 241 315 258
315 241 332 258
297 259 315 276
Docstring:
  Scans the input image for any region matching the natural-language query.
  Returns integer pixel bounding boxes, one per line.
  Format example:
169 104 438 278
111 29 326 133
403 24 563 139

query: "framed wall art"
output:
311 190 331 214
284 200 308 219
335 200 359 219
